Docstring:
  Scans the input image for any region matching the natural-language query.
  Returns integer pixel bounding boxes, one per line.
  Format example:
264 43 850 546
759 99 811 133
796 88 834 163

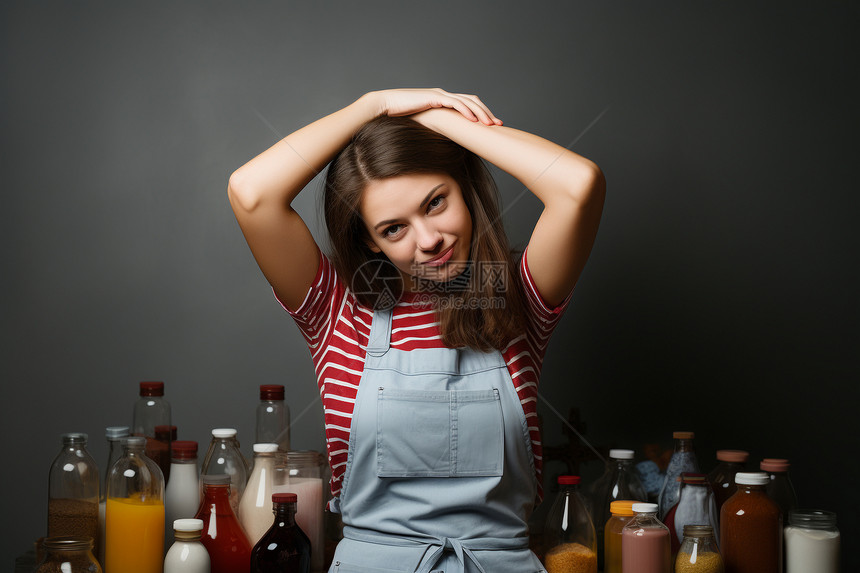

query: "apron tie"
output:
415 536 487 573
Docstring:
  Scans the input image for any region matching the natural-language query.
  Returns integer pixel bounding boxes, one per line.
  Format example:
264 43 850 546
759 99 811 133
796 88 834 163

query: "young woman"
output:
229 88 605 573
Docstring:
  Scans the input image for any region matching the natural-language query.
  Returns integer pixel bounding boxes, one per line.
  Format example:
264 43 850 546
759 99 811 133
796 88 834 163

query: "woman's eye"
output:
383 224 403 238
428 195 445 210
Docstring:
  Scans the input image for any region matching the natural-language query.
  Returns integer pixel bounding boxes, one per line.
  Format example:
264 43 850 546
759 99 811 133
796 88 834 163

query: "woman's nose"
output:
415 223 443 252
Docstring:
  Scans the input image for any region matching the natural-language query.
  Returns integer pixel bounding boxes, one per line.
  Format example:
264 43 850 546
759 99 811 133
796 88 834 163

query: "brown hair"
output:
322 116 527 351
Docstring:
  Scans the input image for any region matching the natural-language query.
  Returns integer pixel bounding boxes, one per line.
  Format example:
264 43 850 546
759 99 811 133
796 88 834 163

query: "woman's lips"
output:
422 245 454 267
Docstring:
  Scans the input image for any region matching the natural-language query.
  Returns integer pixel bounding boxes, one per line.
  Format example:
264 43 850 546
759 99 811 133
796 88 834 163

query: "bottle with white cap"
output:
719 472 781 573
239 443 282 546
621 502 671 573
165 440 201 548
201 428 250 513
589 448 647 570
164 518 211 573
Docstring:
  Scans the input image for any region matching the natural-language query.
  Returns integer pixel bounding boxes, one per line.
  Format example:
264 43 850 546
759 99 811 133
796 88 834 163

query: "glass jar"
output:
201 428 250 514
99 426 128 566
35 537 102 573
675 525 724 573
657 431 699 519
47 433 100 552
707 450 748 516
785 509 839 573
719 472 781 573
543 475 597 573
105 436 165 573
621 502 671 573
276 450 325 573
589 449 647 570
239 443 281 546
251 493 312 573
604 499 637 573
195 474 252 573
256 385 291 452
664 473 719 557
165 440 201 547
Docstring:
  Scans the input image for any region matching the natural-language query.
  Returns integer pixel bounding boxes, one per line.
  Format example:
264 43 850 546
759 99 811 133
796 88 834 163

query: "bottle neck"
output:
202 484 233 506
171 456 198 465
676 438 693 453
174 530 203 542
274 503 298 526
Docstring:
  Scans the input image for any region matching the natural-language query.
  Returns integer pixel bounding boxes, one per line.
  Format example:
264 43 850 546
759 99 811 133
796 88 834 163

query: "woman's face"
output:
360 172 472 289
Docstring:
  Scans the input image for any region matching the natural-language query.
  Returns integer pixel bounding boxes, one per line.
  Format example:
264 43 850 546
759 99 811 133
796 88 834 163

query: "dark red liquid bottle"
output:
195 474 252 573
251 493 311 573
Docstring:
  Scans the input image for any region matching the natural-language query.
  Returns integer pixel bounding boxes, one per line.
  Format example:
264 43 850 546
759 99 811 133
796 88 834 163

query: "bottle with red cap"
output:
165 440 201 547
543 475 597 573
132 381 172 480
707 449 748 515
760 458 798 518
256 384 291 452
251 493 311 573
195 473 252 573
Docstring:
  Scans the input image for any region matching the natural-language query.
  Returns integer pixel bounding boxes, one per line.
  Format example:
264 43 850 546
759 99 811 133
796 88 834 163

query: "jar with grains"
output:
47 433 99 556
675 525 724 573
719 472 781 573
543 475 597 573
785 509 839 573
35 537 102 573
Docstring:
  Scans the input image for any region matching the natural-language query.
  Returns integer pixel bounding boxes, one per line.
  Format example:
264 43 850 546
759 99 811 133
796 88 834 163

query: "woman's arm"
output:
228 89 497 310
411 107 606 307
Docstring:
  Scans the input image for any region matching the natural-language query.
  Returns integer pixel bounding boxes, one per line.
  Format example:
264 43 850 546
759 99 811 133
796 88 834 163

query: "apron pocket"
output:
377 387 504 477
332 561 408 573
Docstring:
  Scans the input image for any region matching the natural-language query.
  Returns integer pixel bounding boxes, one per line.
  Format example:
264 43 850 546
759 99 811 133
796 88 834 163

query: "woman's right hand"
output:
370 88 502 126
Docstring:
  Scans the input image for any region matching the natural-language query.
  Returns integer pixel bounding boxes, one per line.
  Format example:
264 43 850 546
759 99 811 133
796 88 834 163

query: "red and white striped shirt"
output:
279 248 570 503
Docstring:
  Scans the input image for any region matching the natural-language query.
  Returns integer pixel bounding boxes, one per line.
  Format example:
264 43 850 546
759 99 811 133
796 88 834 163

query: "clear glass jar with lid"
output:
276 450 325 573
621 502 671 573
35 537 102 573
674 525 724 573
47 433 99 550
785 509 839 573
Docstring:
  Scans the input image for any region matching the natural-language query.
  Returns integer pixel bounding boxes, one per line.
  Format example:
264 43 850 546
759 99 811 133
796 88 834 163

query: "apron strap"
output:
366 308 393 356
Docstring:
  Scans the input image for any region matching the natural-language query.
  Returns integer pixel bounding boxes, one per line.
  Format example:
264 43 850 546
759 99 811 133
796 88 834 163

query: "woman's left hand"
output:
372 88 503 126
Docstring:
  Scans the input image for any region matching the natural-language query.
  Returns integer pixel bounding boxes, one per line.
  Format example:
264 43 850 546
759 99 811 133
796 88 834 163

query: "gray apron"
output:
328 308 547 573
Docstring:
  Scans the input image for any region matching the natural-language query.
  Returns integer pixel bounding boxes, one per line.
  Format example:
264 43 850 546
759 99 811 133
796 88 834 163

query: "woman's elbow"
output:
227 170 261 214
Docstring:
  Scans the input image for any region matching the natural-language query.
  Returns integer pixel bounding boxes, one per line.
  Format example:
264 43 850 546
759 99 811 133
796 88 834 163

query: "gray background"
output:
2 0 857 568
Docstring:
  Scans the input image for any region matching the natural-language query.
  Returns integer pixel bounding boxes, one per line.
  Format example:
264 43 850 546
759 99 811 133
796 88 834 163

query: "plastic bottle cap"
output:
760 458 790 472
260 384 286 400
254 443 279 453
61 432 88 443
173 518 204 532
273 493 298 503
122 436 146 447
211 428 237 438
557 475 581 485
632 503 658 514
673 431 694 440
105 426 130 439
172 440 198 459
202 473 232 485
609 500 638 516
609 449 635 459
139 381 164 396
735 472 770 485
716 449 749 463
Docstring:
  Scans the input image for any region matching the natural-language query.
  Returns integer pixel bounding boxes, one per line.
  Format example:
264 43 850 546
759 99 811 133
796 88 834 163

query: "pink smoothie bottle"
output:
621 502 671 573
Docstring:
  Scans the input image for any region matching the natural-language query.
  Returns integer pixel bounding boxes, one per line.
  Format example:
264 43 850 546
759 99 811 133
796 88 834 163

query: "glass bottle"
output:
201 428 250 514
784 509 839 573
605 499 637 573
760 458 798 518
164 518 211 573
675 525 724 573
657 431 699 519
589 448 647 570
98 426 128 567
719 472 781 573
707 450 748 516
154 424 177 483
195 473 252 573
132 381 172 481
256 384 291 452
35 537 102 573
105 436 165 573
621 503 671 573
664 473 718 557
240 443 281 546
543 475 597 573
165 440 201 547
47 433 99 555
251 493 312 573
276 450 325 573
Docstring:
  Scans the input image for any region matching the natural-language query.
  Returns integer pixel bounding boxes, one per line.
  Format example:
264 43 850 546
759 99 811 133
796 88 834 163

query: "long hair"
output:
323 116 527 351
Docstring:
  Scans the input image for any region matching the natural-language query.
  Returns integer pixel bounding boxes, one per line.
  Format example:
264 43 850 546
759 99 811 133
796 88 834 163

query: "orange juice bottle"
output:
105 436 165 573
